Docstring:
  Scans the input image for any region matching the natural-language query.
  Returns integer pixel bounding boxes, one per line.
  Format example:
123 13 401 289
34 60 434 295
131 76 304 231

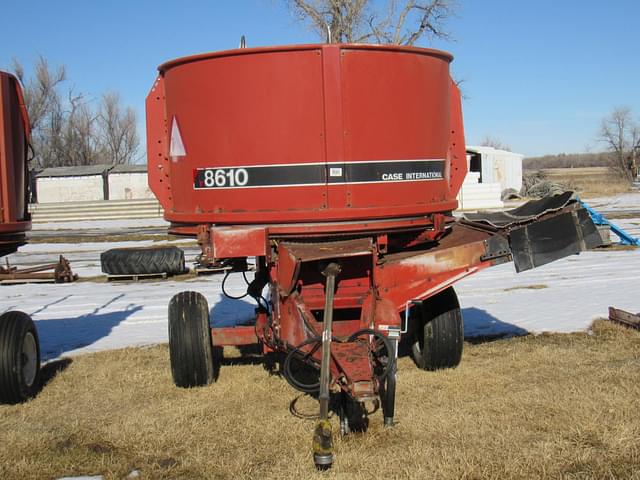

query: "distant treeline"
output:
523 152 611 170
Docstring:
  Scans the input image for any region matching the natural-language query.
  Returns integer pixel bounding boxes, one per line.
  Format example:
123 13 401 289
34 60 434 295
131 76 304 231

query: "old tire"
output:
410 287 463 371
101 246 185 276
0 311 41 404
168 291 215 388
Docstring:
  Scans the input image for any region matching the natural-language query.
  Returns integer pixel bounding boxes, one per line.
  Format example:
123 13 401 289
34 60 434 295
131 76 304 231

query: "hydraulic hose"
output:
346 329 394 381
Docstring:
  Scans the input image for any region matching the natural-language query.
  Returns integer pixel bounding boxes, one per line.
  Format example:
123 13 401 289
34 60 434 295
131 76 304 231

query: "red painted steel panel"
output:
211 226 268 258
148 44 464 228
146 76 172 207
447 81 467 197
0 71 30 249
211 326 258 346
162 47 327 219
339 47 451 209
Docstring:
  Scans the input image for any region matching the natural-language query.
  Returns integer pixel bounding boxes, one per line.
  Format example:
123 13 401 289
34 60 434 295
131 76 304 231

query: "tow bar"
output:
312 262 341 470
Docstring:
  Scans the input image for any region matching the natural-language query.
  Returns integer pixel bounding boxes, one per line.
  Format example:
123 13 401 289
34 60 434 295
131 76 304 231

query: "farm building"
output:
466 145 524 194
456 170 503 211
34 165 110 203
108 164 155 200
29 165 161 222
33 164 154 203
457 146 524 211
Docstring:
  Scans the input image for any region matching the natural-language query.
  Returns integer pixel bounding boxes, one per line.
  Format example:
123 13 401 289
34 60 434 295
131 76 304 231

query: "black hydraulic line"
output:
346 328 394 381
283 337 322 393
289 394 335 420
221 269 272 315
221 270 249 300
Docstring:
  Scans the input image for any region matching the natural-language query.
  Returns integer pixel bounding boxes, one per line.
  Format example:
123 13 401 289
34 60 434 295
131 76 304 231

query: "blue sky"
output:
1 0 638 157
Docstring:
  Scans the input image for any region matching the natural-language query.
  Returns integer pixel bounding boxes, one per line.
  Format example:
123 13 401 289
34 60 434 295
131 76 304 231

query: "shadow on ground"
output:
462 307 528 343
40 358 73 387
34 294 142 360
209 295 256 328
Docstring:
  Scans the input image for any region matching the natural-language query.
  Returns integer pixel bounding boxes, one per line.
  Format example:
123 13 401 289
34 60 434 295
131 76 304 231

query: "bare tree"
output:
98 92 140 165
480 135 511 152
11 57 140 168
12 56 66 133
287 0 456 45
67 100 102 166
599 107 640 181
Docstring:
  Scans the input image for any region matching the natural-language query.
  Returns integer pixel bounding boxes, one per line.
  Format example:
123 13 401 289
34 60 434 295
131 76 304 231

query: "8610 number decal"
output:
194 168 249 189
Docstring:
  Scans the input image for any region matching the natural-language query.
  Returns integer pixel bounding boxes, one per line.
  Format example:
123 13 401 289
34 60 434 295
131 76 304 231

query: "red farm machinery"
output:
146 44 601 468
0 71 41 404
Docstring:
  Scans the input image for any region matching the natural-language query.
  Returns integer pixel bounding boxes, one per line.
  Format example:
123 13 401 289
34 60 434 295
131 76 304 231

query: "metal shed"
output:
466 146 523 194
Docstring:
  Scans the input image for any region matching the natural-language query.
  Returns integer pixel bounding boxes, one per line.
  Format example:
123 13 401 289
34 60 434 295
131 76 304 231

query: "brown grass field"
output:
1 321 639 479
538 167 631 198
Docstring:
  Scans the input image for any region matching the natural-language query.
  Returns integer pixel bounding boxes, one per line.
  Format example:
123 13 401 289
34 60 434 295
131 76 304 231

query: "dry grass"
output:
538 168 631 198
1 321 639 479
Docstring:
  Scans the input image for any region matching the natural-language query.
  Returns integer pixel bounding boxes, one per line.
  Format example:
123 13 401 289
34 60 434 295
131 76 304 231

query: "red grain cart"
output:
0 71 41 404
147 44 600 467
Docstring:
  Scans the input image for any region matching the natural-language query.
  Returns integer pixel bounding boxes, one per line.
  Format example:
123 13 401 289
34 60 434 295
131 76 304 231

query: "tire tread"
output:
0 311 40 404
168 291 215 388
411 287 463 371
101 246 185 275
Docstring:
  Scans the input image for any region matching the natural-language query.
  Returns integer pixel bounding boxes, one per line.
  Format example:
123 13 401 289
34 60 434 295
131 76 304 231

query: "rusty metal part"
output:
608 307 640 330
331 341 376 401
276 238 372 297
211 325 258 346
0 256 77 283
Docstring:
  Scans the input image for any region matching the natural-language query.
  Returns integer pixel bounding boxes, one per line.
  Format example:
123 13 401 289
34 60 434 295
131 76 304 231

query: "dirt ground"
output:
1 320 638 479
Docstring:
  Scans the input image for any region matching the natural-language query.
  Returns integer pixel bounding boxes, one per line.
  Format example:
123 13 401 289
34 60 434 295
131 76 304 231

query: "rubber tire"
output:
0 311 41 404
410 287 464 371
168 291 215 388
101 246 185 275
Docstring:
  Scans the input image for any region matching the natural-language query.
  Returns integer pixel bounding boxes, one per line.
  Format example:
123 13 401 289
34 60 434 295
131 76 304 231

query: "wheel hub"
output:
21 332 38 387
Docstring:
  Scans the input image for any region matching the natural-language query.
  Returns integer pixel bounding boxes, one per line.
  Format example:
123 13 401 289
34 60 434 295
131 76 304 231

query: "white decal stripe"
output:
193 159 446 170
193 178 442 190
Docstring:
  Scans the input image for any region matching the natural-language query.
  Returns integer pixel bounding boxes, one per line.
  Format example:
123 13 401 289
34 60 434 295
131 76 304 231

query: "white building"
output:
466 145 524 194
108 164 155 200
34 164 155 203
35 165 109 203
457 146 524 211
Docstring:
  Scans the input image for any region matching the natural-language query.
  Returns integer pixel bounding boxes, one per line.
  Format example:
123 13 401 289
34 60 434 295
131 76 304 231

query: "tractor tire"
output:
100 246 185 276
410 287 464 371
0 311 41 404
168 291 216 388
